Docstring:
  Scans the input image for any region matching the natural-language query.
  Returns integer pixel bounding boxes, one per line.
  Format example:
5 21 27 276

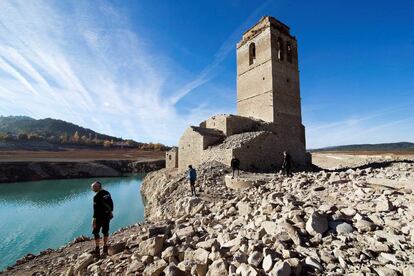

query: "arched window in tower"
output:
277 38 284 61
249 43 256 65
287 42 293 63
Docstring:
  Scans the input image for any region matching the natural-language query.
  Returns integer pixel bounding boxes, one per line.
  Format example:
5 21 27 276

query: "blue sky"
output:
0 0 413 148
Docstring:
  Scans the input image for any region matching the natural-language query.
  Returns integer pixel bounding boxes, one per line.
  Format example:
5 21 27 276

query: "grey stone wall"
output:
174 16 310 172
165 147 178 169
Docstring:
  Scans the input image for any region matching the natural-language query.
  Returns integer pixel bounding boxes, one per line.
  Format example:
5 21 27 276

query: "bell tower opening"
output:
277 37 284 61
249 43 256 65
236 16 303 127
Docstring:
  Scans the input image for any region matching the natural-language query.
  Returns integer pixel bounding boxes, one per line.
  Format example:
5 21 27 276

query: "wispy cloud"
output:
306 104 414 149
2 1 409 148
169 0 273 105
0 0 230 144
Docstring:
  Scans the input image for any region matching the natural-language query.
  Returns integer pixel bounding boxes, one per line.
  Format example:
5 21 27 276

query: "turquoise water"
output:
0 175 146 270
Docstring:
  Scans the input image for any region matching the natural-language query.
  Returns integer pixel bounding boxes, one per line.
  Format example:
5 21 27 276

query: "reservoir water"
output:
0 175 146 270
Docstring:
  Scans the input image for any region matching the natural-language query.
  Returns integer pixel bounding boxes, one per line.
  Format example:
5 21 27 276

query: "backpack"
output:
102 192 114 219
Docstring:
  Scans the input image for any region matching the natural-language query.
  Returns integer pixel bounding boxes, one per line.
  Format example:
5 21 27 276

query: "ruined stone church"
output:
166 16 310 172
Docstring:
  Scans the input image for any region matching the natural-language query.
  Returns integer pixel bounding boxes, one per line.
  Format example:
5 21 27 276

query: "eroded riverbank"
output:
0 159 164 183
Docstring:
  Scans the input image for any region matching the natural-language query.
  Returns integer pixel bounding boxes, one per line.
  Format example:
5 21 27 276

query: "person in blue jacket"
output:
187 165 197 197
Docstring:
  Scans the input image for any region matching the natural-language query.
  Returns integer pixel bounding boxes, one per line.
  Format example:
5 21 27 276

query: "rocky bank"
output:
0 160 165 183
2 160 414 275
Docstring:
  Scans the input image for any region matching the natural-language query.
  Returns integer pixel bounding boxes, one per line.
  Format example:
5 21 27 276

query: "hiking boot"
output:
103 245 109 255
91 246 100 256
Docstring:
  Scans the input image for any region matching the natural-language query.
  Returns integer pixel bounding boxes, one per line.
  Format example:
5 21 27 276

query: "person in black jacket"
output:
91 181 113 255
282 151 293 177
230 156 240 178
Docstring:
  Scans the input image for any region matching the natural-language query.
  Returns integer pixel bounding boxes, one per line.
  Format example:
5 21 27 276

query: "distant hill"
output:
0 116 121 142
312 142 414 152
0 116 168 151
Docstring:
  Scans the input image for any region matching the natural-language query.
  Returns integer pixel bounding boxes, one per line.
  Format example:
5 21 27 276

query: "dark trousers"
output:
232 167 239 177
92 217 110 239
283 166 293 177
190 180 197 196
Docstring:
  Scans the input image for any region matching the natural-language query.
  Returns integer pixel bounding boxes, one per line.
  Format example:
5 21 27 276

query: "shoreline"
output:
0 159 165 184
2 158 413 275
0 174 148 271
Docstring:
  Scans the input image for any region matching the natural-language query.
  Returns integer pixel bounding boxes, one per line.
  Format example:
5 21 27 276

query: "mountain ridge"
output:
0 116 167 150
0 115 122 142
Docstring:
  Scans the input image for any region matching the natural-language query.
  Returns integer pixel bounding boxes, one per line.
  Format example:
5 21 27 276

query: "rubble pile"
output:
3 162 414 275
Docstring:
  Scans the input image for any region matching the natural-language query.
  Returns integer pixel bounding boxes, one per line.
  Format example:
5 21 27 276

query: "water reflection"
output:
0 176 143 206
0 175 145 270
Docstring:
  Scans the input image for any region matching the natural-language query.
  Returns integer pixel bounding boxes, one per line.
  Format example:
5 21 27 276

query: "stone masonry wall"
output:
178 128 204 171
178 127 224 171
237 28 274 122
205 115 258 137
178 115 309 172
165 147 178 169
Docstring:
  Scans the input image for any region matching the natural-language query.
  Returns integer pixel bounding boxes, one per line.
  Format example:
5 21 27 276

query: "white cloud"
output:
4 0 408 149
305 104 414 149
169 0 273 105
0 0 230 145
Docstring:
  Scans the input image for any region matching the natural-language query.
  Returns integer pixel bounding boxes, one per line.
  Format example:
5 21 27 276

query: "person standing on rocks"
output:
91 181 114 255
282 151 293 177
230 156 240 178
187 165 197 197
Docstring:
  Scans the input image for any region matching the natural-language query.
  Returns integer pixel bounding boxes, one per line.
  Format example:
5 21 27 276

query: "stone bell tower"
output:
236 16 302 127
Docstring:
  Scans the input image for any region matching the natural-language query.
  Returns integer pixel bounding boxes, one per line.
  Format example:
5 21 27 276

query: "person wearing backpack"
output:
91 181 114 255
187 165 197 197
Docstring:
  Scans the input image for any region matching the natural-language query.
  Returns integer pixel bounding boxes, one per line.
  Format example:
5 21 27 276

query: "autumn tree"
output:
27 133 40 141
60 133 69 144
153 143 163 151
72 131 80 143
103 140 111 148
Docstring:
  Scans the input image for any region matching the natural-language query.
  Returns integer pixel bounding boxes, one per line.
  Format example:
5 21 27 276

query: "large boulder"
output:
354 219 376 232
163 263 187 276
335 222 354 235
175 225 195 239
138 236 165 256
143 259 168 276
162 246 178 261
175 197 207 217
262 254 274 273
305 256 323 272
236 263 258 276
207 259 228 276
261 221 278 235
108 242 126 256
127 260 145 274
177 260 207 276
236 201 253 216
73 253 93 274
248 251 263 267
279 222 301 245
149 225 172 237
184 248 210 266
270 261 291 276
306 212 328 236
196 239 219 250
